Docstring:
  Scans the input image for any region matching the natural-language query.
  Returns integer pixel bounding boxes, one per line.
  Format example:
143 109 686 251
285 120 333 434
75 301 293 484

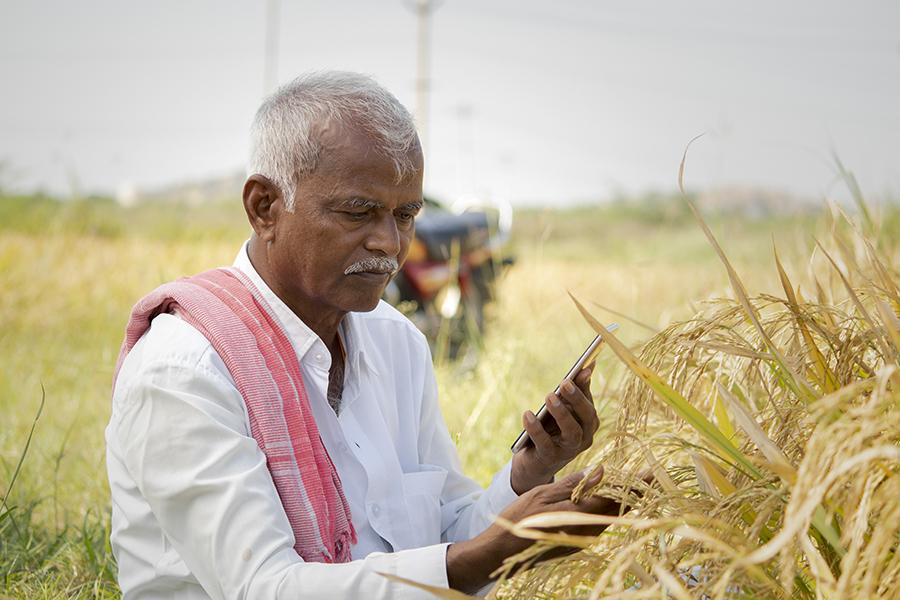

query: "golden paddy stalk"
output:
487 186 899 599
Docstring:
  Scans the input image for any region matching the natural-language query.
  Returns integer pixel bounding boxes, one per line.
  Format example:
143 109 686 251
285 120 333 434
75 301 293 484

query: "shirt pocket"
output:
400 468 448 548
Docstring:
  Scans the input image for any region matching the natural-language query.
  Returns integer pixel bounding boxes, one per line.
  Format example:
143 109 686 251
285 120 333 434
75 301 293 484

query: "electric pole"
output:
407 0 442 158
263 0 280 96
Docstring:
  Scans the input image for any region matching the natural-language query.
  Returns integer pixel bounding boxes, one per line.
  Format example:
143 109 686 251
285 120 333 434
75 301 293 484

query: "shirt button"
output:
314 353 323 361
370 503 381 517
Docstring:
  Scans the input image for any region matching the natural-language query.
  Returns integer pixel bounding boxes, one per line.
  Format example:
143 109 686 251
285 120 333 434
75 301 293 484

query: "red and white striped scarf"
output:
114 267 356 563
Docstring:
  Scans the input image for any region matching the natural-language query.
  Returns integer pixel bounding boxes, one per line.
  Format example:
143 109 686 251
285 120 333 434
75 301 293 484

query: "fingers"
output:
557 379 600 441
574 363 594 395
575 493 623 517
545 392 583 449
623 469 656 504
522 409 554 450
579 468 655 515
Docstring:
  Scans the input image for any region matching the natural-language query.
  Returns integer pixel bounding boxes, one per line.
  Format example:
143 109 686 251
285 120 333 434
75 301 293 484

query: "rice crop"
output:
484 193 899 598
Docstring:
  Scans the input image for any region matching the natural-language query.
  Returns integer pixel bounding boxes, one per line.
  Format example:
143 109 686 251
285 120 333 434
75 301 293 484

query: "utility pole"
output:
453 103 474 195
407 0 442 158
263 0 280 96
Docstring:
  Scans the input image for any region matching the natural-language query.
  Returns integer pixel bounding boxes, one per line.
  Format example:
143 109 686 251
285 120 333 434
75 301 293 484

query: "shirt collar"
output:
340 311 379 376
231 241 378 376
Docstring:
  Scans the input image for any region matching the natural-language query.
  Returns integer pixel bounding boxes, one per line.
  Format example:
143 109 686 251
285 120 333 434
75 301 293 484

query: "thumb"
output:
583 464 605 488
568 464 605 505
546 466 604 503
559 464 604 490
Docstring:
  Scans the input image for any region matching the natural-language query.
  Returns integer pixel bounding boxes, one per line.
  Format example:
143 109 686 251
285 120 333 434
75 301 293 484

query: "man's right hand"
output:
445 466 630 594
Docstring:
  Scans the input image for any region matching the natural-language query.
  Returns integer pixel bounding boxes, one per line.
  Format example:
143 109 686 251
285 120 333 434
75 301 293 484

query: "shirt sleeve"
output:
414 346 521 544
113 353 451 600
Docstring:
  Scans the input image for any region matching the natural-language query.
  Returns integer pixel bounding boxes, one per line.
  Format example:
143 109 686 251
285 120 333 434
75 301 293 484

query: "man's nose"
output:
365 213 401 256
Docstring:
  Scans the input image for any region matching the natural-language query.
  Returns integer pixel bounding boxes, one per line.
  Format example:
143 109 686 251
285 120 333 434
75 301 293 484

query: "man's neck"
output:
247 239 345 348
326 333 346 414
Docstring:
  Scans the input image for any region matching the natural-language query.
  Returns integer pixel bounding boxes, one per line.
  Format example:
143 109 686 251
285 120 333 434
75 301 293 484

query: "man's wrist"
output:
446 537 501 593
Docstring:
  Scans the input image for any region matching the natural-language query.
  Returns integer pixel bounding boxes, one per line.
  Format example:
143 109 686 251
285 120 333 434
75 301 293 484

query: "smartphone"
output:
510 323 619 453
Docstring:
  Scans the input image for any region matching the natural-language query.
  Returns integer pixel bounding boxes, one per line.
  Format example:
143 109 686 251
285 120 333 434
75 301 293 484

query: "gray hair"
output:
247 71 420 211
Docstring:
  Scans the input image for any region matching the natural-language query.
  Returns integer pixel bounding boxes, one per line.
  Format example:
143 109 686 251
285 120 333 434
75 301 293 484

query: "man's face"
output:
268 123 424 317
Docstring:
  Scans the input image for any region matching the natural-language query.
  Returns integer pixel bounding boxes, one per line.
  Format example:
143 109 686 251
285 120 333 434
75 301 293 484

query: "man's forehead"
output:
312 118 423 172
304 143 424 206
314 118 380 155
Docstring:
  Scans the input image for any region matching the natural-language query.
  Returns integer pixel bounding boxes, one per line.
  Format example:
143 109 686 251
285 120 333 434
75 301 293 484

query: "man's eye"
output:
344 211 370 221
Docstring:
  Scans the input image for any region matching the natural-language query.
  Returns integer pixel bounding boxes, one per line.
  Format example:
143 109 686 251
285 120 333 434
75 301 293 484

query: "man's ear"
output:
242 174 283 242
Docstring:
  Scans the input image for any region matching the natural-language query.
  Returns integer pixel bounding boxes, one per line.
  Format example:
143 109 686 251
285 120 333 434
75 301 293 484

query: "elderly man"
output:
106 71 621 599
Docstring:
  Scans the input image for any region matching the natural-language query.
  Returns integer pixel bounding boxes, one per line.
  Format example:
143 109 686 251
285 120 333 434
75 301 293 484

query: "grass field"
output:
1 192 896 597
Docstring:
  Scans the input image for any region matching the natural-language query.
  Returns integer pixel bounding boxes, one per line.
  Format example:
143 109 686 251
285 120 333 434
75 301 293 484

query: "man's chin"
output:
350 297 382 313
339 290 386 313
343 273 391 312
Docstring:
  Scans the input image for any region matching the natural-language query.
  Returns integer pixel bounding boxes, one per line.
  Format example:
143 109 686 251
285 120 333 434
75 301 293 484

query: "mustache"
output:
344 256 399 276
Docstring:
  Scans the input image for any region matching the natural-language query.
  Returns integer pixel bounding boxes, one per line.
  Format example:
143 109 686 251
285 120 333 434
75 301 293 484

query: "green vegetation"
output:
1 191 897 598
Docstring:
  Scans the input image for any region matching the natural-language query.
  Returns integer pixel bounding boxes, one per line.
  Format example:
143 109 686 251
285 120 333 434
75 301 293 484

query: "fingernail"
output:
562 380 575 393
585 465 604 486
550 396 561 408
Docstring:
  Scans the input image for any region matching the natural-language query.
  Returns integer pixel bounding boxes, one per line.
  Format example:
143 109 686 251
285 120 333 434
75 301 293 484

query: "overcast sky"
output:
1 0 898 205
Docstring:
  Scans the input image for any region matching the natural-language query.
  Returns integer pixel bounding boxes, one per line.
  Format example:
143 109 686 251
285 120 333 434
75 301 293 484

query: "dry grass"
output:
484 200 899 599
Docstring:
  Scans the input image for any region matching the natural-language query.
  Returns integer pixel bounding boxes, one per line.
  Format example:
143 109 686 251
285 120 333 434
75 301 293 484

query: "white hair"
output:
247 71 420 211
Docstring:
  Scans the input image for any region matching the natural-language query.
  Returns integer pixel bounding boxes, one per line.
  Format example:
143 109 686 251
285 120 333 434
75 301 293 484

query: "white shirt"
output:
105 244 520 599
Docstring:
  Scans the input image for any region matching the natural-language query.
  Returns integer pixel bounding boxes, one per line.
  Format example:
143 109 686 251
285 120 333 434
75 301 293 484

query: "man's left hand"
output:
510 364 599 495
